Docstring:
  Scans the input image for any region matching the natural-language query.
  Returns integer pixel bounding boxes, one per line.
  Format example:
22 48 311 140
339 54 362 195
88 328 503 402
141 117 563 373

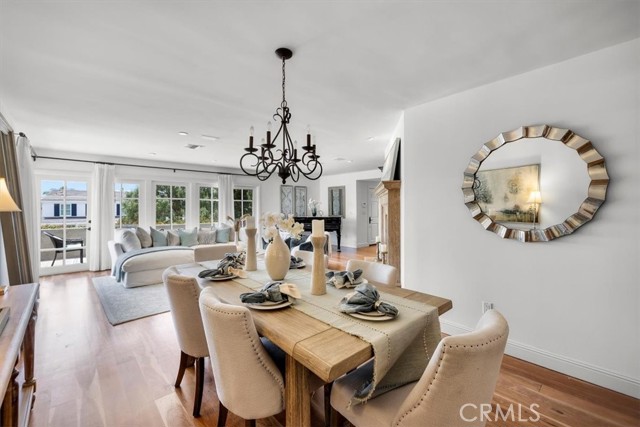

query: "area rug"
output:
92 276 170 325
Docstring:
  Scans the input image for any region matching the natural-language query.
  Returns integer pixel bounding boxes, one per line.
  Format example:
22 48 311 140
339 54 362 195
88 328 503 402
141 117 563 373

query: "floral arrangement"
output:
261 212 304 241
308 198 321 215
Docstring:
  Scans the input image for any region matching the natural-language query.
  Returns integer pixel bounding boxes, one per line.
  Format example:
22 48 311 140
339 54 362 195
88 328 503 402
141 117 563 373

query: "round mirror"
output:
461 125 609 242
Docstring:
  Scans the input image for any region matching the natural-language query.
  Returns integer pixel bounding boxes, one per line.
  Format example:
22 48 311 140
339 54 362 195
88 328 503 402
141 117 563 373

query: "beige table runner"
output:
179 261 441 404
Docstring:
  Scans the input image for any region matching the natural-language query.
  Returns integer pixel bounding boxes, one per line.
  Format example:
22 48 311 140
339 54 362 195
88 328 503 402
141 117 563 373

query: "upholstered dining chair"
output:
198 287 285 427
162 267 209 417
346 259 398 287
330 309 509 427
291 246 329 268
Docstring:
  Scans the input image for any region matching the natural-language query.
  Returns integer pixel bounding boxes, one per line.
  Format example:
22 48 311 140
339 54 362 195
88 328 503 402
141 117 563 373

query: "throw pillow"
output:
135 226 152 248
116 228 142 252
150 227 168 247
167 229 180 246
215 225 232 243
178 227 199 247
197 228 217 245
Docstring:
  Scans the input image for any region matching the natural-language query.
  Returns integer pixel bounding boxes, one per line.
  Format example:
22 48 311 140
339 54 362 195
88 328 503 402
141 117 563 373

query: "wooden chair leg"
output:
175 351 190 387
244 419 256 427
217 402 228 427
330 405 347 427
324 383 333 427
193 357 205 417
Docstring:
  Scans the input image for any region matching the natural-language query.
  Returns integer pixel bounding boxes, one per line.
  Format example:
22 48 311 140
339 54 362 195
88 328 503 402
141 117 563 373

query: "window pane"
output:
243 189 253 200
156 199 170 225
212 201 219 223
172 200 186 224
123 185 139 198
200 186 211 199
156 185 170 198
233 189 242 200
200 200 211 224
172 185 186 199
234 201 242 218
242 202 253 215
121 199 139 227
212 187 219 199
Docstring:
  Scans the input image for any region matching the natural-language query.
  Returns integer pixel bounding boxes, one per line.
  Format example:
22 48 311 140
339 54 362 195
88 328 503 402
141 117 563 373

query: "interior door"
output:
39 177 90 273
368 187 379 244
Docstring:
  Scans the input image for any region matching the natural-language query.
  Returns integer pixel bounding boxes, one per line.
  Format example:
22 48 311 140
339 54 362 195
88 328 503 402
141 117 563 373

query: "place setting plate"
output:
347 304 396 322
244 300 293 310
204 274 238 282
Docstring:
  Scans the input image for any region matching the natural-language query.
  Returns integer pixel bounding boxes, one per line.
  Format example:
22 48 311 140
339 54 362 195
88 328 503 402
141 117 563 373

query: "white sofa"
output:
109 226 237 288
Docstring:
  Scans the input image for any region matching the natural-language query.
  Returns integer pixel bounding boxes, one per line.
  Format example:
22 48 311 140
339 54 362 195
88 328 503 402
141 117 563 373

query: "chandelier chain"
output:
281 57 286 103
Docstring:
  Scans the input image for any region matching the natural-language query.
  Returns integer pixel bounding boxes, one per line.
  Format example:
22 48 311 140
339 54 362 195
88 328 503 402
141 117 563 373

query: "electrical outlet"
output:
482 301 494 314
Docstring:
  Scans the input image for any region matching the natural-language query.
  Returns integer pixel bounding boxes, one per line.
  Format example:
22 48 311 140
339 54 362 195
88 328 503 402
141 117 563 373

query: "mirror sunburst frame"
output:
462 125 609 242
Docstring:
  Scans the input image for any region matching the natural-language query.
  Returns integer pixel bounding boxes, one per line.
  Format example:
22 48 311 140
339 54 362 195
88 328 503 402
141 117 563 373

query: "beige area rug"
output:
92 275 170 325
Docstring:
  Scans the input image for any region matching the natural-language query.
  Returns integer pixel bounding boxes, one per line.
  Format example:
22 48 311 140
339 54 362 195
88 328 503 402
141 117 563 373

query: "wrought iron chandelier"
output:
240 47 323 184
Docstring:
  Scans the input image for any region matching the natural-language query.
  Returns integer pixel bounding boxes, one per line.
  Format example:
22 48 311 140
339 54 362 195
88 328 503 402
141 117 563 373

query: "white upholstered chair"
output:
198 287 285 427
162 267 209 417
291 246 329 268
330 310 509 427
346 259 399 287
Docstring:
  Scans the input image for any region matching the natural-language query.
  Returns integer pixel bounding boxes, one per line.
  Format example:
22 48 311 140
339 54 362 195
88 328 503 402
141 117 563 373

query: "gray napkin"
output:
240 281 290 304
290 256 303 269
326 269 364 289
338 283 398 317
198 256 243 278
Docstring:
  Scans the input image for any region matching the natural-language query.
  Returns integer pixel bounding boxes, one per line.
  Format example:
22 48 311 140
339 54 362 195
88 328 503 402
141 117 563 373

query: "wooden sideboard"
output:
0 283 39 427
294 216 342 251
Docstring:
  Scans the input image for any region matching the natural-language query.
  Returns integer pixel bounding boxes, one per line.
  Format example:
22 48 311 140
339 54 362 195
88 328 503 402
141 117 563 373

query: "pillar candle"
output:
380 244 388 253
375 235 381 243
245 216 255 229
312 219 324 237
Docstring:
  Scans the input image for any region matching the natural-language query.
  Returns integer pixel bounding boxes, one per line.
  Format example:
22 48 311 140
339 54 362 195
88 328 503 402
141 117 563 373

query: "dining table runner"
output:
178 260 442 405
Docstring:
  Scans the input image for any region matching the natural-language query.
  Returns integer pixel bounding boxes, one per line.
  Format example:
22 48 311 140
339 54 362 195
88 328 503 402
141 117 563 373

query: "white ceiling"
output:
1 1 638 175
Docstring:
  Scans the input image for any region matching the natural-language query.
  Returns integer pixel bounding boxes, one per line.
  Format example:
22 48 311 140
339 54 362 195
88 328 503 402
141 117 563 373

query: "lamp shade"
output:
527 191 542 204
0 178 21 212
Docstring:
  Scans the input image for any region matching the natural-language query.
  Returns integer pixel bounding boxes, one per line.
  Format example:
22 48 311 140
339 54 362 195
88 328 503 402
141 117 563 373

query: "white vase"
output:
265 232 290 281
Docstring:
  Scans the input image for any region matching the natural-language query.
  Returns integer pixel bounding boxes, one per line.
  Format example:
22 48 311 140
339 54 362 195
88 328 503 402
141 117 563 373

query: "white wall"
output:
403 39 640 397
318 169 382 249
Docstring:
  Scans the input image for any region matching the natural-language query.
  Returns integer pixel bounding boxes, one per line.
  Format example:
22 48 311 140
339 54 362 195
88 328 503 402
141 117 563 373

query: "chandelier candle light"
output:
240 48 323 184
310 219 326 295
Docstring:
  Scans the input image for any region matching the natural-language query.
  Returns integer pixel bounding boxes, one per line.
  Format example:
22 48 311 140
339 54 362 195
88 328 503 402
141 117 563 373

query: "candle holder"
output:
310 235 326 295
376 242 381 262
244 228 257 271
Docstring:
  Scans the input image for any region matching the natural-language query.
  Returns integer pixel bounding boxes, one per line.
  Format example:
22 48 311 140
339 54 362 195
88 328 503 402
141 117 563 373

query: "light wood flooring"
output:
29 245 639 427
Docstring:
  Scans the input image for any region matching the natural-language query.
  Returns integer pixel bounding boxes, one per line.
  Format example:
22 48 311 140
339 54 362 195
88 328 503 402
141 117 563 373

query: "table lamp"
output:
0 177 21 296
527 191 542 230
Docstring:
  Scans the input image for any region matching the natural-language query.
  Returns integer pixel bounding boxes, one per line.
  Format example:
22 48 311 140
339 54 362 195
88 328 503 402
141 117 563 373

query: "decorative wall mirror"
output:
280 185 293 215
328 186 346 218
461 125 609 242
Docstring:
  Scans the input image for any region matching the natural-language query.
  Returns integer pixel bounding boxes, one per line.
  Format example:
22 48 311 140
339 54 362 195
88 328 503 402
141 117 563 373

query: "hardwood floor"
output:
29 245 638 427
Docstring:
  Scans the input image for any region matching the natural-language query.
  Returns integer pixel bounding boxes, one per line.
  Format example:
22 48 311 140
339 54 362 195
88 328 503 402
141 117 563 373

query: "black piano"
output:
294 216 342 252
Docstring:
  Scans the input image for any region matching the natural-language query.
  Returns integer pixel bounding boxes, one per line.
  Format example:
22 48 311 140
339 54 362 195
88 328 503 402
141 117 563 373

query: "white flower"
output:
261 212 304 240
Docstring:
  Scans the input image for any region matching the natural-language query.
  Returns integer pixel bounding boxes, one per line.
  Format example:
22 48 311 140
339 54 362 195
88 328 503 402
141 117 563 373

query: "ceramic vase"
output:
265 232 290 281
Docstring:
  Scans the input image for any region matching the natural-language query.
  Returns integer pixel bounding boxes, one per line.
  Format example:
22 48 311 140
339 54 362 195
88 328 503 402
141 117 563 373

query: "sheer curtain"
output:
16 134 39 280
218 174 233 224
89 163 115 271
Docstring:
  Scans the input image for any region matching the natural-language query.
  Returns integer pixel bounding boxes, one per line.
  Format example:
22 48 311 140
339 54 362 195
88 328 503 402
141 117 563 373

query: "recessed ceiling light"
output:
178 131 189 136
201 134 219 141
367 136 375 141
149 152 157 156
185 144 205 150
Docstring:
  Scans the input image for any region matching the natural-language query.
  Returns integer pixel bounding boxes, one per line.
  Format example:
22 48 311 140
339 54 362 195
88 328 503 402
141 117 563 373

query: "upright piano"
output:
294 216 342 252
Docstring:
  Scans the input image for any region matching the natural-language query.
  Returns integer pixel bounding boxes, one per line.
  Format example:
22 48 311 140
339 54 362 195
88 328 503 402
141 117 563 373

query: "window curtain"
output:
89 163 115 271
16 134 39 280
218 174 233 224
0 130 33 285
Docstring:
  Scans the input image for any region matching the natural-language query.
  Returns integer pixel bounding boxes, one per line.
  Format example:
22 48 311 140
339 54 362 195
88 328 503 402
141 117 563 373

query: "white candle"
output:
375 235 381 243
312 219 324 237
379 244 388 253
245 216 255 229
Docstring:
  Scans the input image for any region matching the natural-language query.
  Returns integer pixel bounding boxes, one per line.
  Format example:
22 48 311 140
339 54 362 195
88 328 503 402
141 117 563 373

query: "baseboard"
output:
440 319 640 399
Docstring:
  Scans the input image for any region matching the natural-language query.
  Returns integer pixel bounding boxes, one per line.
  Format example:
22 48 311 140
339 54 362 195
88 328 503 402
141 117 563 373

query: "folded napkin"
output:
338 283 398 317
239 281 301 304
326 269 364 289
198 255 245 279
290 256 303 268
222 252 246 266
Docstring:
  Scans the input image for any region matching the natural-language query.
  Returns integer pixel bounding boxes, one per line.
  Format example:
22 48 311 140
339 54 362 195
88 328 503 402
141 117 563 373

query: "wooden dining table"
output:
176 261 452 427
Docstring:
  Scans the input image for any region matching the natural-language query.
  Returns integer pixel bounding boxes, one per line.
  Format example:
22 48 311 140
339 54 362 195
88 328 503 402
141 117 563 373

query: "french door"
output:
39 177 91 274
